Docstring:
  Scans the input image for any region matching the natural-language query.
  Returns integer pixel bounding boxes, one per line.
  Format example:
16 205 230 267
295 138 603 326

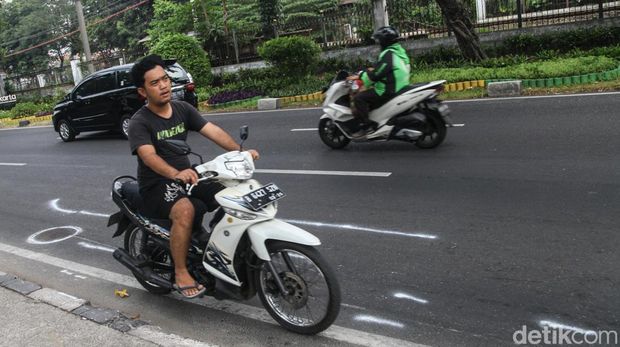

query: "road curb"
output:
0 270 215 346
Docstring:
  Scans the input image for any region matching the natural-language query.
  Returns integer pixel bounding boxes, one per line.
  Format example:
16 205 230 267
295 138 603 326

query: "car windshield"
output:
165 63 190 85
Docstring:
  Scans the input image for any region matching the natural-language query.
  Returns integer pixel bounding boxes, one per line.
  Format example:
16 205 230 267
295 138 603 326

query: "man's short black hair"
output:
131 54 166 88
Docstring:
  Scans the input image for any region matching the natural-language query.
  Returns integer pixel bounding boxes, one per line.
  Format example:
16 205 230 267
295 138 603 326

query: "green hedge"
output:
411 56 618 83
150 33 212 87
258 36 322 77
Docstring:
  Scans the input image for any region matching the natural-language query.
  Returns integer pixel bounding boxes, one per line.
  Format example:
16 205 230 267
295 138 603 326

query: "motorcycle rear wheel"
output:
415 113 447 149
255 241 341 335
124 225 173 294
319 118 350 149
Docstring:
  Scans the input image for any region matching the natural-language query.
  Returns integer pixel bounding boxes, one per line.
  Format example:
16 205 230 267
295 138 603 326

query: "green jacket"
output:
360 43 411 96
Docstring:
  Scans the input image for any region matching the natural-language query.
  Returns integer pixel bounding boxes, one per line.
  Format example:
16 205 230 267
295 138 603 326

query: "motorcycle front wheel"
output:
255 241 341 335
318 118 350 149
124 225 173 294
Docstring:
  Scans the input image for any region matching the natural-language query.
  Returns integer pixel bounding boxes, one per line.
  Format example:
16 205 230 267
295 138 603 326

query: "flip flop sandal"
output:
173 282 206 299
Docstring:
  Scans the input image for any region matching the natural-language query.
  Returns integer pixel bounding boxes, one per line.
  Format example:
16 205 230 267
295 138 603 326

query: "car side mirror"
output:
162 139 191 155
74 95 84 102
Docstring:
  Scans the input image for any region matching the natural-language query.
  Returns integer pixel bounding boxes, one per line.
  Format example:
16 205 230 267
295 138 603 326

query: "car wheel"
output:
120 115 132 139
58 120 76 142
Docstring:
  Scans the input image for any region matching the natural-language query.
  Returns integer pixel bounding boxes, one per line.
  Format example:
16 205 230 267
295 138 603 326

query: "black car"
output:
53 61 198 142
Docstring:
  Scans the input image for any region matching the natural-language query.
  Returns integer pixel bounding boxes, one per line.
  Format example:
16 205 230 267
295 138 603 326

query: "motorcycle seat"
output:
119 181 212 237
396 83 429 96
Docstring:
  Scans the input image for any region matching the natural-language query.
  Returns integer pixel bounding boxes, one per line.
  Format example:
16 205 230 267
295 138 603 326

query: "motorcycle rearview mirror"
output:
162 140 204 163
239 125 249 151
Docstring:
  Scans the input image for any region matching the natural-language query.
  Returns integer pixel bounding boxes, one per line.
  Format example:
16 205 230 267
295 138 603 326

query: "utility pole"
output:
75 0 95 74
373 0 389 30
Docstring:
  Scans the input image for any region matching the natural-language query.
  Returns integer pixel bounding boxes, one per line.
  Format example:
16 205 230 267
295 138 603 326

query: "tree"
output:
258 0 280 39
84 0 153 61
0 0 79 74
147 0 194 45
435 0 487 61
150 33 212 86
280 0 337 25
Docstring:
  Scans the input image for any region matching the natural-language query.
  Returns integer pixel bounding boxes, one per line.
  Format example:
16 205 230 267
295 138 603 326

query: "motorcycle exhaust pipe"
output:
113 248 173 289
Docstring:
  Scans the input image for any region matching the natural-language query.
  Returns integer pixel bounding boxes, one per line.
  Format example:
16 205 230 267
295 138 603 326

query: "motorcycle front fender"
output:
247 219 321 260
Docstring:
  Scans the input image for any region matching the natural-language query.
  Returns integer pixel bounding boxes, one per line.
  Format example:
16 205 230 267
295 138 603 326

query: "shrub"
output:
258 36 322 77
7 102 51 119
150 33 212 87
492 27 620 57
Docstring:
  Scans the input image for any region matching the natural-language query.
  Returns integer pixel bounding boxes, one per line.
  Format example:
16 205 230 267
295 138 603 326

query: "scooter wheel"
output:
318 118 350 149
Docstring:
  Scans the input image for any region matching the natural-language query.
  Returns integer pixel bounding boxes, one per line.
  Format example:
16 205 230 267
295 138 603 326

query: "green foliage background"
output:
258 36 321 76
150 34 213 87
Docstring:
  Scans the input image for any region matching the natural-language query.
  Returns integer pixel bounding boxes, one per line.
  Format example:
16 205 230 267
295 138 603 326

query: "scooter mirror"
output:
162 139 192 155
240 125 249 141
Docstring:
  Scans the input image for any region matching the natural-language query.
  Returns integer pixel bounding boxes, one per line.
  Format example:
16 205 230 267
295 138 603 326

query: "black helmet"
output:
372 26 400 48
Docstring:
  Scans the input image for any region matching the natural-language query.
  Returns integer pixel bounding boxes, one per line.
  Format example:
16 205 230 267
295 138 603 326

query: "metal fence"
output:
3 48 146 98
209 0 620 66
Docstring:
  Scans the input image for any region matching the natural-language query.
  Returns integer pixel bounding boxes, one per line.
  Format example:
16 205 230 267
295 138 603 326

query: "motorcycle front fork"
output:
265 251 298 295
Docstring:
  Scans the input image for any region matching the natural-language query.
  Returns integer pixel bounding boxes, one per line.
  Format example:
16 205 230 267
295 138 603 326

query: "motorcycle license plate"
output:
242 183 285 211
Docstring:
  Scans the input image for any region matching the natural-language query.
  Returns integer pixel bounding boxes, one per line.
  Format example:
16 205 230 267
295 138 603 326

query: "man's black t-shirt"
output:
128 101 208 191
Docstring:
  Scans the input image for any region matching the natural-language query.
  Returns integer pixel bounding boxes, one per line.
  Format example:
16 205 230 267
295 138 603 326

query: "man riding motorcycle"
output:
348 26 411 135
127 54 259 298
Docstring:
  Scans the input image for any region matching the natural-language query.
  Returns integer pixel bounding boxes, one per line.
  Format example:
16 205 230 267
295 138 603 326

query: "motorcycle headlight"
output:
223 207 257 220
225 159 253 179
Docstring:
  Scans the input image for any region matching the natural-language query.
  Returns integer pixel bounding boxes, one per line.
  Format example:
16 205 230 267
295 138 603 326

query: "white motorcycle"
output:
319 71 454 149
108 126 340 334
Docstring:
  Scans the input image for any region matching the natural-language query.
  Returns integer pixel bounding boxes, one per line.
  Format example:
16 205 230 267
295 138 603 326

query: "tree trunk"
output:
436 0 487 61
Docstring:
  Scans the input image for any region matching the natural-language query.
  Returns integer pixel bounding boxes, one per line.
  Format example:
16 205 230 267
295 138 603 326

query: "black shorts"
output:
140 180 225 227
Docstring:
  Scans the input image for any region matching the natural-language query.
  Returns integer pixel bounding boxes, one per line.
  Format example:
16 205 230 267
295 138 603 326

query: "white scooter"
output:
319 71 454 149
108 127 340 334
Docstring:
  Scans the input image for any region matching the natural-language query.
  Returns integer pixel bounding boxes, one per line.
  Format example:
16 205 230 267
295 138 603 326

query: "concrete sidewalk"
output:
0 271 214 347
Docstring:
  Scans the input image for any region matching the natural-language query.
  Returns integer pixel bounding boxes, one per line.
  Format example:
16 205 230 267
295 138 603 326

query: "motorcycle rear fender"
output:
247 219 321 260
107 211 132 238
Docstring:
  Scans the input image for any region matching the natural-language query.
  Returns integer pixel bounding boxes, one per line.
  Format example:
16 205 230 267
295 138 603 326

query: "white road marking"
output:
444 91 620 103
341 303 367 310
203 107 321 116
48 199 437 240
283 219 437 239
60 270 74 275
48 199 110 217
451 123 465 127
394 292 429 304
129 325 217 347
538 320 597 336
354 314 405 329
255 169 392 177
77 241 115 253
26 226 83 245
0 241 426 347
0 162 27 166
291 128 317 132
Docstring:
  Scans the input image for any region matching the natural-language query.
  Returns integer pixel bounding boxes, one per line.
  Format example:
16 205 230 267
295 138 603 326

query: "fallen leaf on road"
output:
115 288 130 298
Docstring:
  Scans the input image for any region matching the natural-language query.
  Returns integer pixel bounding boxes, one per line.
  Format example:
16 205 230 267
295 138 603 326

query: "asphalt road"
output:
0 92 619 346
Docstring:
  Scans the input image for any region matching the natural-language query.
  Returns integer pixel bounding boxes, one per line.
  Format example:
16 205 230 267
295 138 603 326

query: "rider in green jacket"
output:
349 26 411 133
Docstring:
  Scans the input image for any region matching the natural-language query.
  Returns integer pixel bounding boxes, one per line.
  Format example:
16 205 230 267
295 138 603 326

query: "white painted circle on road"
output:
27 226 83 245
